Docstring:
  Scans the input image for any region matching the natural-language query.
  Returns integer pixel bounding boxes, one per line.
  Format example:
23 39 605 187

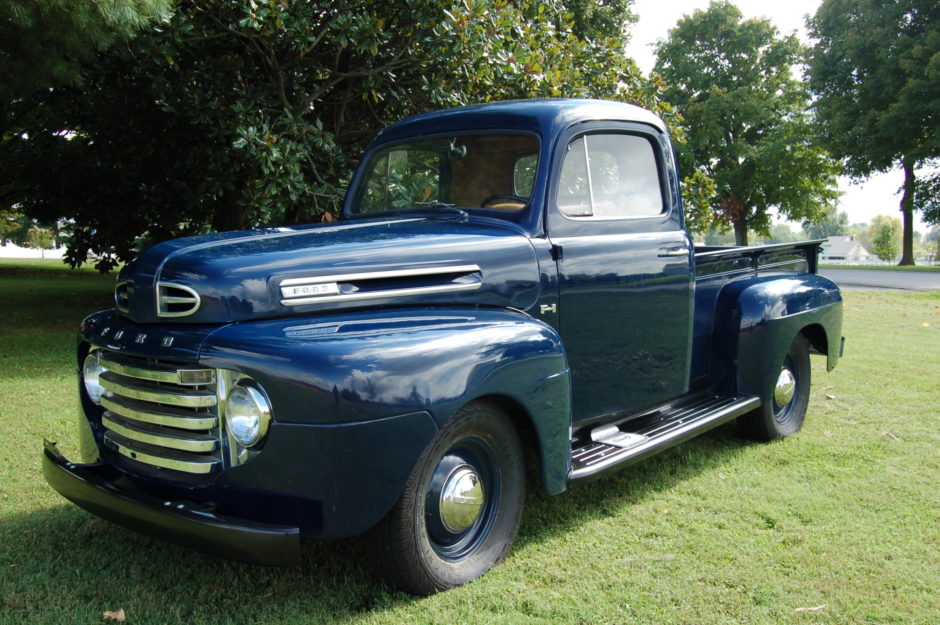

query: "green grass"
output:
1 260 938 624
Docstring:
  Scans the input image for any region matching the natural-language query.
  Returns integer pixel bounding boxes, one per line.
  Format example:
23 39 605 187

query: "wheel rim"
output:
424 438 499 561
772 356 798 424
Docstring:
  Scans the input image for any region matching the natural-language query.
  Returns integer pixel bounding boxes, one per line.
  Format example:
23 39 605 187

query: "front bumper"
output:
42 440 301 566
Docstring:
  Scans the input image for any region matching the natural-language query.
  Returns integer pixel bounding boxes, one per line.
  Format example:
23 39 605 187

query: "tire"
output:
369 400 525 595
739 334 811 441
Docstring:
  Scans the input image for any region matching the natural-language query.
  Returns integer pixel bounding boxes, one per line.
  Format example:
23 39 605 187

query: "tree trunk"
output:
212 182 245 232
899 158 916 266
733 218 748 246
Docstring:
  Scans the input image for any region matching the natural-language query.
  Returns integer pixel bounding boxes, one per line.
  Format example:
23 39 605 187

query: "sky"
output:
625 0 931 233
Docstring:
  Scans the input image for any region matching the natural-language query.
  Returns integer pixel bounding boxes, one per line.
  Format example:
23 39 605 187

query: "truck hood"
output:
115 217 541 324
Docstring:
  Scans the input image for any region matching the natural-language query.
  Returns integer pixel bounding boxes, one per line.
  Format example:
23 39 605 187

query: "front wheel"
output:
369 401 525 595
739 334 811 441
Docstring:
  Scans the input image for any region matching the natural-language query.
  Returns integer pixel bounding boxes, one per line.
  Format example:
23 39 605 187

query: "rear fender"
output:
710 274 842 402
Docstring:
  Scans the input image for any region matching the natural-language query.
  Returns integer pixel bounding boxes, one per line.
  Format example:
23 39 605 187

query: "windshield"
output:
349 134 539 215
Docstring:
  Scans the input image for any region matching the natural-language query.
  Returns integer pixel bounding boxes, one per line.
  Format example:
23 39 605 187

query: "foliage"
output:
763 223 801 244
4 0 671 270
803 204 849 239
680 169 719 236
856 214 902 258
872 223 900 262
0 0 171 101
914 167 940 225
23 225 56 250
654 1 841 245
564 0 637 40
0 207 25 244
808 0 940 264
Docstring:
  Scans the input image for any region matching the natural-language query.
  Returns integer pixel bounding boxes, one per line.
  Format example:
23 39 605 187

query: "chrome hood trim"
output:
279 265 482 307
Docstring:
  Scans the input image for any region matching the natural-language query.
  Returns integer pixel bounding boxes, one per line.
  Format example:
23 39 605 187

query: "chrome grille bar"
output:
104 432 218 474
100 371 217 408
94 349 223 475
98 352 215 386
100 395 217 431
102 414 218 453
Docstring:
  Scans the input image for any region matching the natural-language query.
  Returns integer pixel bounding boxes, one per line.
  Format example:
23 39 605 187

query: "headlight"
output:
82 351 107 404
225 382 272 448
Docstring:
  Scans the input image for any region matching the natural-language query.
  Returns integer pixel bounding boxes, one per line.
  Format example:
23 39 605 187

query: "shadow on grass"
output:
2 424 754 623
516 422 752 547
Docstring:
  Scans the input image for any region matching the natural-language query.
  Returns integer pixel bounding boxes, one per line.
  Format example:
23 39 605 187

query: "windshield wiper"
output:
406 202 469 221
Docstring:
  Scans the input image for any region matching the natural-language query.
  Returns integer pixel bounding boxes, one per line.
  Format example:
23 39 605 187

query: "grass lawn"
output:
1 260 938 624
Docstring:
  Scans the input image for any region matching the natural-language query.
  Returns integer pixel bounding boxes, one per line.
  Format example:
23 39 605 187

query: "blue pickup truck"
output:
43 99 843 595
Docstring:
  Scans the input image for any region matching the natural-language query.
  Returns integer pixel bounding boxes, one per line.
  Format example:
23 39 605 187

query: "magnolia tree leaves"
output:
5 0 678 269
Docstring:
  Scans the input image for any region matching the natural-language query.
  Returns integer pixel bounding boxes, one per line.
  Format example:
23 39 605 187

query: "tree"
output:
872 223 900 262
808 0 940 265
1 0 171 253
764 223 801 244
654 1 841 245
803 204 849 239
0 0 171 101
1 207 25 245
565 0 637 40
6 0 673 270
24 224 56 251
862 215 902 260
914 170 940 226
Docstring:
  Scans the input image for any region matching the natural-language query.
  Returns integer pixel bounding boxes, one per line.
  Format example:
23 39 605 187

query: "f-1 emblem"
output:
540 303 557 315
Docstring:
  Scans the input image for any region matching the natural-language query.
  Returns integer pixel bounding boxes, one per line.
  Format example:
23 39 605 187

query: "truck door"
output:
546 123 693 427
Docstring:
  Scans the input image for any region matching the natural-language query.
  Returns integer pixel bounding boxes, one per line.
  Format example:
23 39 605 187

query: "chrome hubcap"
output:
774 367 796 406
439 464 485 533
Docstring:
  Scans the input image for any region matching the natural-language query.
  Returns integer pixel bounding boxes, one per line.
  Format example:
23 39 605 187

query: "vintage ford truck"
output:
43 99 843 595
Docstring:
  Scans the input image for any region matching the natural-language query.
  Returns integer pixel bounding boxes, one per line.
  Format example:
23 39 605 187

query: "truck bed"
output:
690 239 826 383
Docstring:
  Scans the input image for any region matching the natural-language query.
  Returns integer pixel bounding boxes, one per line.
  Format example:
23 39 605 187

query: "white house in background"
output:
820 235 870 264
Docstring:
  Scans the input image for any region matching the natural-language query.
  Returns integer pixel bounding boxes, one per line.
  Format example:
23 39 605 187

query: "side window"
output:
556 134 664 219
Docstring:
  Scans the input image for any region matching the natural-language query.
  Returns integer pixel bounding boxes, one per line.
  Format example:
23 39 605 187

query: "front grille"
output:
97 350 223 475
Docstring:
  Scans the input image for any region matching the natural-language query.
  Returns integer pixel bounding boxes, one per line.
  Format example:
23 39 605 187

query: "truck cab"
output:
43 99 843 595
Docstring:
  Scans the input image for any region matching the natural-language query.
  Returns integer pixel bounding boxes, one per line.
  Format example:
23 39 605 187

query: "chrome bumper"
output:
42 440 300 566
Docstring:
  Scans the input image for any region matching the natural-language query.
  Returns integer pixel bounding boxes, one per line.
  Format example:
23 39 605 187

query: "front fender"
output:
710 274 843 402
200 307 572 499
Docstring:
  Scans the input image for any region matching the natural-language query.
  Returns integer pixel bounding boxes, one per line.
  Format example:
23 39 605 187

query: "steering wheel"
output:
480 194 528 209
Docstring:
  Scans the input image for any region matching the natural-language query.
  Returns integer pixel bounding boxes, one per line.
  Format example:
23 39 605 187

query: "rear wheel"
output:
739 334 811 441
369 400 525 595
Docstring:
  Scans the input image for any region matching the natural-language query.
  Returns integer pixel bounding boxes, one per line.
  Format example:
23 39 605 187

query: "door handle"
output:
658 249 690 257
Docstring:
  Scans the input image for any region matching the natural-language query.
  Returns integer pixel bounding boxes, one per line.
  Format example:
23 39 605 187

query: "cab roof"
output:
372 99 668 146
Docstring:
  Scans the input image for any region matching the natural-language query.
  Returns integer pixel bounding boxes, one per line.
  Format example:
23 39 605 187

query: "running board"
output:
569 394 760 482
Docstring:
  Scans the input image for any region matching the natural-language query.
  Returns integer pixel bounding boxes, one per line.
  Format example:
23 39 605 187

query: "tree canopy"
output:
654 1 841 245
0 0 171 101
1 0 171 250
4 0 678 270
803 204 849 240
808 0 940 264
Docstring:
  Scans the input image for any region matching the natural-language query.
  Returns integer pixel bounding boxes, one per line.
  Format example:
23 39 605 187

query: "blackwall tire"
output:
369 400 525 595
739 334 811 441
